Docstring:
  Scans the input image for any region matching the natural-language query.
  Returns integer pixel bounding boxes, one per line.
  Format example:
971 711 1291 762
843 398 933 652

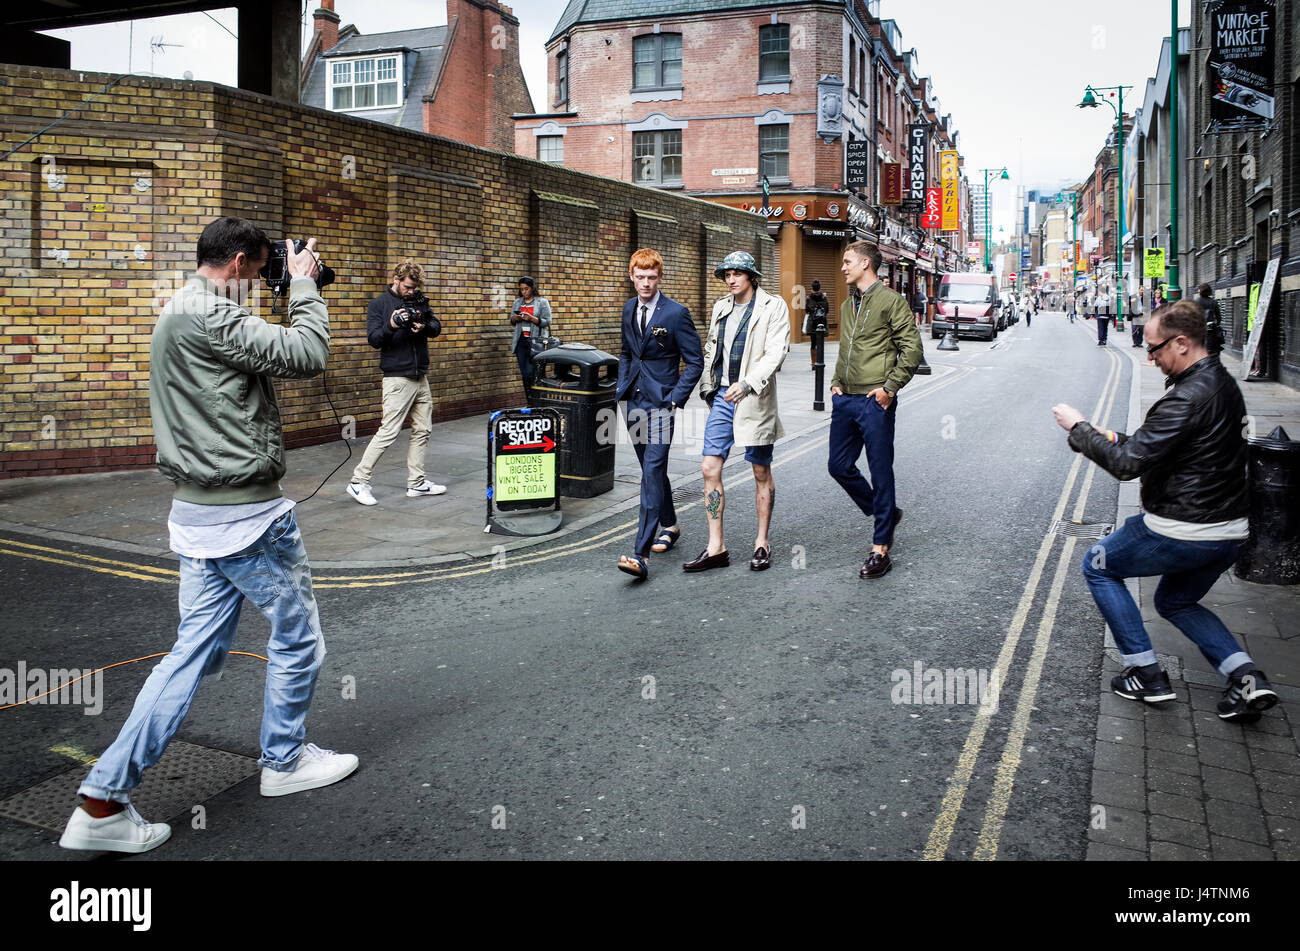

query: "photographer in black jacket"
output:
1052 301 1278 723
347 259 446 505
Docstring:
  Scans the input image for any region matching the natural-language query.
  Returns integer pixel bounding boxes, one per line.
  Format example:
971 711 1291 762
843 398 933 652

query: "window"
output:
330 55 399 110
633 130 682 185
759 123 789 180
556 50 568 105
849 37 857 93
633 34 682 89
759 24 790 80
537 136 564 165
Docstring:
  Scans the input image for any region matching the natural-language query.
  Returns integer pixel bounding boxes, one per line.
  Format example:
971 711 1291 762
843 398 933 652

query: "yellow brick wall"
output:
0 65 771 476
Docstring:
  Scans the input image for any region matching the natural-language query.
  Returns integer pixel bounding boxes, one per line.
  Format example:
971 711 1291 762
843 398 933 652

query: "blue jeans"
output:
79 510 326 801
1081 514 1251 675
828 392 898 547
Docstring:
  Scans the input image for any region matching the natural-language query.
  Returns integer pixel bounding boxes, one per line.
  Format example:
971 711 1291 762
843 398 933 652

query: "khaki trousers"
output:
350 375 432 487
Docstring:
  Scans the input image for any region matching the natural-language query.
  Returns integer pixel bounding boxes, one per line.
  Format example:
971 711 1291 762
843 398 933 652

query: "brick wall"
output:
0 64 770 477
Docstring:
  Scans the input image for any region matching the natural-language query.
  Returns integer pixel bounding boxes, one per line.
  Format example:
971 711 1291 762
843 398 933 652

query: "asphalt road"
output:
0 312 1133 861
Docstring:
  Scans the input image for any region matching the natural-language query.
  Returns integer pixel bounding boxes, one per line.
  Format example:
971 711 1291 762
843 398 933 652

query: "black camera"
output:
393 291 441 338
260 239 336 297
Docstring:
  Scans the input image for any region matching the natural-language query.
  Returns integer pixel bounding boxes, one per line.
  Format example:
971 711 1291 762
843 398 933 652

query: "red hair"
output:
628 248 663 275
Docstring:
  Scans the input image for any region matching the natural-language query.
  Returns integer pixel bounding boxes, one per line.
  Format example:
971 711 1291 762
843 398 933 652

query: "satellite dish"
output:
183 71 193 80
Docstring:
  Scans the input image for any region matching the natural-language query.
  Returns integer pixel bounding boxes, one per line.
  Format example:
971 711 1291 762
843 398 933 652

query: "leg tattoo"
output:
706 488 722 520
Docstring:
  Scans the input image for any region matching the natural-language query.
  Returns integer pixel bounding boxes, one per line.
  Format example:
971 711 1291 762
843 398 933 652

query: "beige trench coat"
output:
699 285 791 446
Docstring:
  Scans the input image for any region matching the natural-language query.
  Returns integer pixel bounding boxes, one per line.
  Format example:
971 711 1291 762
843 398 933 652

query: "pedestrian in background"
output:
1094 285 1113 346
509 276 552 397
1129 284 1147 347
1196 283 1224 356
911 285 928 328
804 279 829 369
1052 301 1279 723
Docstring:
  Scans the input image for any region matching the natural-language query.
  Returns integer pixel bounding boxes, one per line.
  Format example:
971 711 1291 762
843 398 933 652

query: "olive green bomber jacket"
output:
830 281 925 396
150 275 329 504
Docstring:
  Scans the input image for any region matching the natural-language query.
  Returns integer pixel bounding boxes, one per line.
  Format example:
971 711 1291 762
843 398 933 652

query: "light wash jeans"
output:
79 510 325 801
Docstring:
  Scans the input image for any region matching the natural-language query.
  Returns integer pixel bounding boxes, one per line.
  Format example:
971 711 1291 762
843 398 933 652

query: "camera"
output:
260 239 336 296
393 291 441 338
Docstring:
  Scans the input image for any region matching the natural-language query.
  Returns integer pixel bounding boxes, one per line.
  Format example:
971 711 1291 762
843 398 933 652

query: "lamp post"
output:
979 166 1010 273
1167 0 1181 300
1061 189 1081 303
1079 84 1133 329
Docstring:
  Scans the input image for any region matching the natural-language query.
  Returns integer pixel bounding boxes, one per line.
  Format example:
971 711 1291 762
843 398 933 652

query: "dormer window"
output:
330 54 401 110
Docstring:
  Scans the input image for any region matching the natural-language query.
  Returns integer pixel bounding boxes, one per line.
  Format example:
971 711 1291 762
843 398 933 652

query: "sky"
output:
40 0 1193 235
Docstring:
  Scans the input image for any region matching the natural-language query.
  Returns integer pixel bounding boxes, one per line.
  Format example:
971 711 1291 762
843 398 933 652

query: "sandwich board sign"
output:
1240 256 1279 381
486 407 562 536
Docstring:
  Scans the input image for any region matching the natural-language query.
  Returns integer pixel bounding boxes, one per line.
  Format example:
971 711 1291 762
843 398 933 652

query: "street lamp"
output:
1078 83 1133 329
978 166 1010 273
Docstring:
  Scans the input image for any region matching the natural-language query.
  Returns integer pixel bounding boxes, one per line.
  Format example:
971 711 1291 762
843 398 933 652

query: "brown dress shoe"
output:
683 549 730 572
859 550 892 579
749 546 771 571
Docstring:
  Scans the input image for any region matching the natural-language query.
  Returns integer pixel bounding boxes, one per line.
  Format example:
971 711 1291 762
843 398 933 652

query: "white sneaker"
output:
260 742 359 797
347 481 377 506
406 479 447 497
59 802 171 853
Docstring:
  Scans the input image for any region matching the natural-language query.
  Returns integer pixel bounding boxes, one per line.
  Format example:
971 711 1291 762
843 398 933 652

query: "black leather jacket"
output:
1068 355 1248 522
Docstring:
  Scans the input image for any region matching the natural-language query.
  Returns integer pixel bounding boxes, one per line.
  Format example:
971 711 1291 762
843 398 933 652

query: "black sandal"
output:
617 553 648 580
650 528 681 553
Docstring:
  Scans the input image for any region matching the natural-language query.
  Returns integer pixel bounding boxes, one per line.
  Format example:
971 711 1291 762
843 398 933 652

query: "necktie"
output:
640 304 648 334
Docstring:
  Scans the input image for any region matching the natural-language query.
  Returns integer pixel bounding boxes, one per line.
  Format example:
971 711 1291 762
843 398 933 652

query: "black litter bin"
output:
530 343 618 498
1235 425 1300 585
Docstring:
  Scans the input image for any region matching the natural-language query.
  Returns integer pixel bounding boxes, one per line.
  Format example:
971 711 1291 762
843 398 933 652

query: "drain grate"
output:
0 739 259 833
1050 520 1113 539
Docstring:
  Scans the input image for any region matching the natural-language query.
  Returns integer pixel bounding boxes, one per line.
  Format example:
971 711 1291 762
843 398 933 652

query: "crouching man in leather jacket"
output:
1051 301 1280 723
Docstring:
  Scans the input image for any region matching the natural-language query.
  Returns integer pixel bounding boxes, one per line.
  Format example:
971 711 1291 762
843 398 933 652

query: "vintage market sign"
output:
1143 248 1166 277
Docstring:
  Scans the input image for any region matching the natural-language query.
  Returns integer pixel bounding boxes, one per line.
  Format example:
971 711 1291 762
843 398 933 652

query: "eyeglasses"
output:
1145 336 1180 357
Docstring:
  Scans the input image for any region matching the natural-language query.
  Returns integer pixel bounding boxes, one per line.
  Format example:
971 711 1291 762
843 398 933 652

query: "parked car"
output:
932 273 1000 341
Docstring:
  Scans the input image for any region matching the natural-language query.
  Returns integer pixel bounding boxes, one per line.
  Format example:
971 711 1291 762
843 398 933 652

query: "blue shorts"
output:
702 393 774 466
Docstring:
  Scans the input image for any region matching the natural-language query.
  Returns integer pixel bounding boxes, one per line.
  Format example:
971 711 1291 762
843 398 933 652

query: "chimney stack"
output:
314 1 340 54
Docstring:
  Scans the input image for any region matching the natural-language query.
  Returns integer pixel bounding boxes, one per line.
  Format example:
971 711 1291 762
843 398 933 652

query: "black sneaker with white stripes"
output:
1111 666 1177 703
1217 666 1278 721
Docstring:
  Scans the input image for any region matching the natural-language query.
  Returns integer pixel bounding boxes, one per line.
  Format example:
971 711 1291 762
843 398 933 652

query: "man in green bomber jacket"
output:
828 240 925 580
59 217 359 856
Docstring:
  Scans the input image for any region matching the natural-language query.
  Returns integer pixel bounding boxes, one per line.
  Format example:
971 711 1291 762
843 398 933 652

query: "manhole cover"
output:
0 739 259 833
1050 520 1113 539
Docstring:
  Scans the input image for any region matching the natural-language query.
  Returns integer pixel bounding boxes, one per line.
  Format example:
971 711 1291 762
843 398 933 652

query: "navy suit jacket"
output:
617 294 704 407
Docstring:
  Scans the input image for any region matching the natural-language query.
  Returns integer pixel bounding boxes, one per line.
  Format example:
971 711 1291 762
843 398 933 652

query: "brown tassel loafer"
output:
683 549 730 572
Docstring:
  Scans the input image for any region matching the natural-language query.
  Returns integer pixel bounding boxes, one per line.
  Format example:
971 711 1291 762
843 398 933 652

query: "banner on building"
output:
881 162 902 205
845 140 869 193
903 124 928 213
921 187 942 229
1206 0 1276 131
939 150 959 231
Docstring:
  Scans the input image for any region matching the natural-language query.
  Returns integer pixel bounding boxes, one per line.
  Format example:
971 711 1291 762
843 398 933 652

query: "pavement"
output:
2 323 1297 862
0 343 848 569
1085 328 1300 861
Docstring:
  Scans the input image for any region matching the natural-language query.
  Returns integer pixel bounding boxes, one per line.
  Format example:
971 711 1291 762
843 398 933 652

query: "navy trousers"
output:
624 394 677 556
828 392 898 547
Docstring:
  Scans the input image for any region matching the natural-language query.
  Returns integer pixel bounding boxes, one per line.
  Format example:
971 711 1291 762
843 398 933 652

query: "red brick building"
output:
515 0 970 341
1078 115 1129 287
301 0 532 152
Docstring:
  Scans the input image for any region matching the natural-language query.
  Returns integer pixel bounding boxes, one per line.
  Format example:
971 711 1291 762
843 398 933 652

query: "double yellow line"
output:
923 345 1124 860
